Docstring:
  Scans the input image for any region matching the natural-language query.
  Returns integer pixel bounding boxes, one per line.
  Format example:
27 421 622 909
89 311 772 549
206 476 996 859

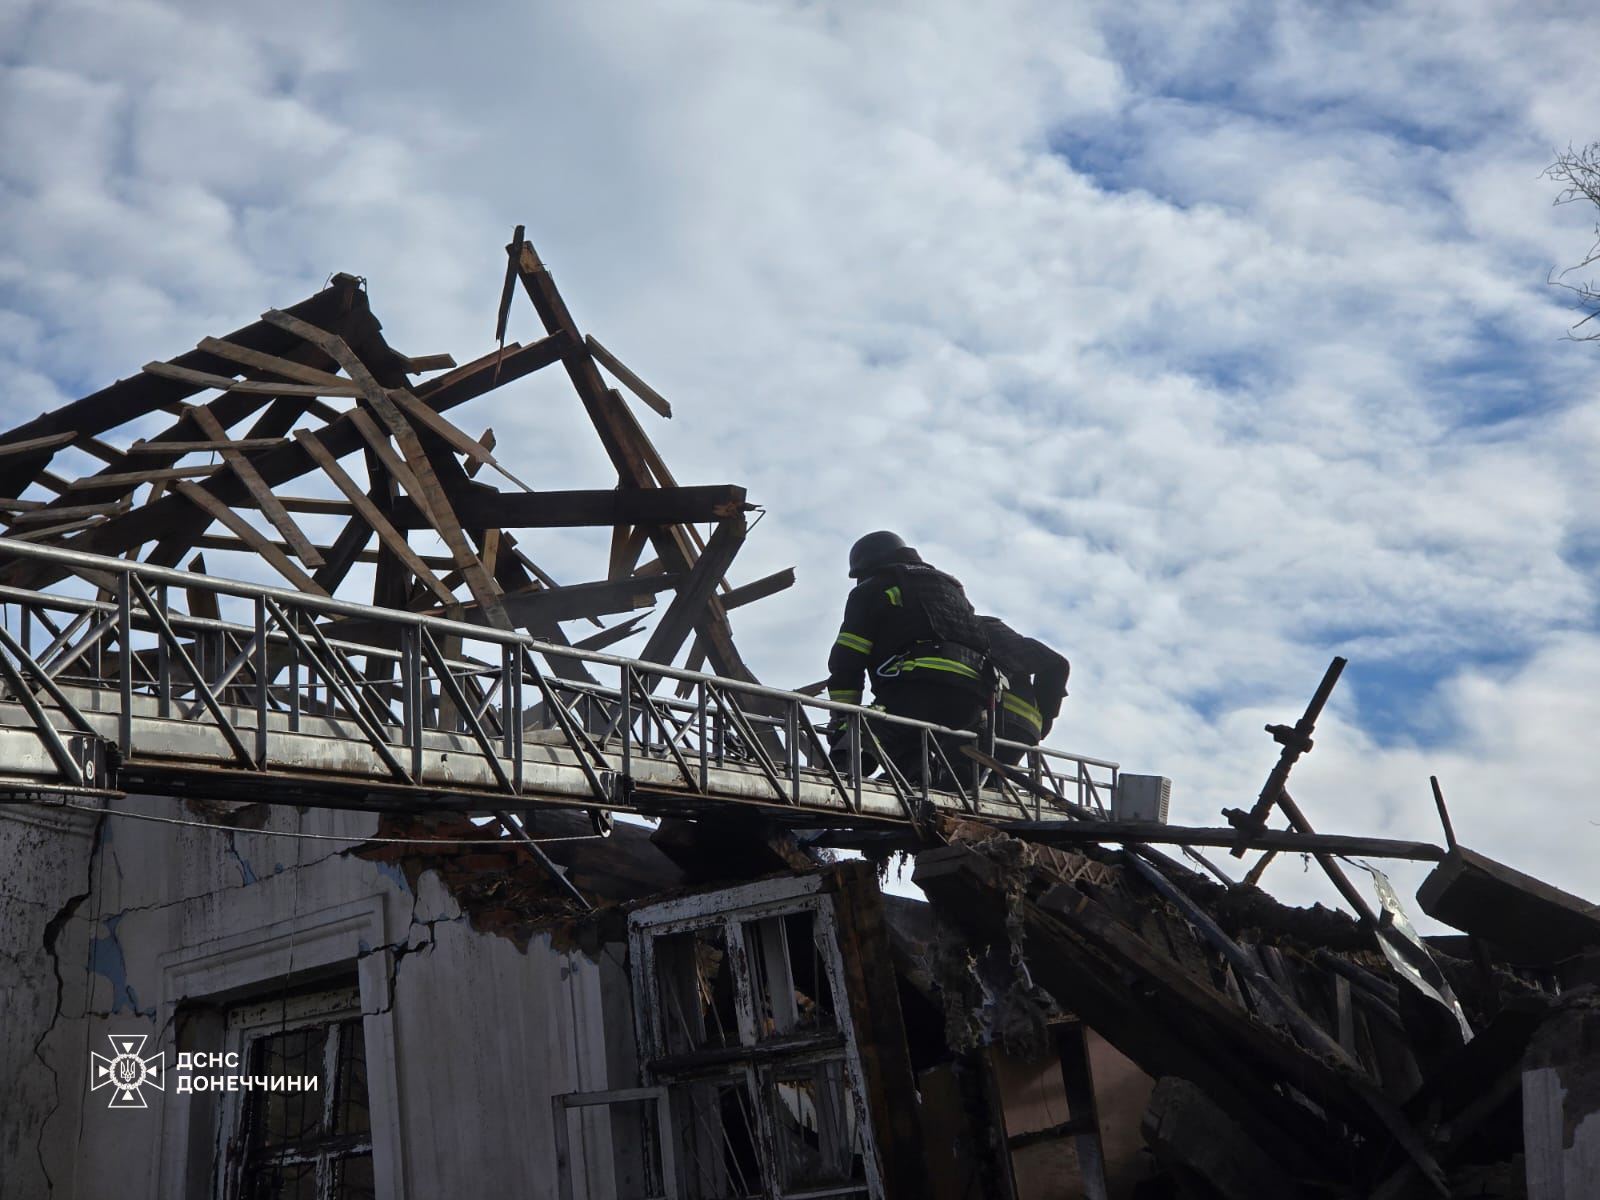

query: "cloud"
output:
2 0 1597 927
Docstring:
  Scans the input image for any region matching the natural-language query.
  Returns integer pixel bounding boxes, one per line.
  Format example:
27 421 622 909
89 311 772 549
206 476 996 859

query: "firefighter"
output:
978 615 1070 765
824 531 991 784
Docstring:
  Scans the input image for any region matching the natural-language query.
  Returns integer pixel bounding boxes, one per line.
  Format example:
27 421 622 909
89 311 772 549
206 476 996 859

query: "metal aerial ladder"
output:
0 538 1118 834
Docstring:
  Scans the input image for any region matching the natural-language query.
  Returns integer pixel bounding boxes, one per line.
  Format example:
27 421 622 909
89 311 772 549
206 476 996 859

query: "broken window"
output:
654 924 741 1054
611 875 881 1199
744 912 839 1042
225 990 373 1200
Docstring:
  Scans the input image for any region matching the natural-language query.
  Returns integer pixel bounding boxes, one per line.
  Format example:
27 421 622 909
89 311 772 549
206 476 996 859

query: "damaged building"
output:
0 232 1597 1200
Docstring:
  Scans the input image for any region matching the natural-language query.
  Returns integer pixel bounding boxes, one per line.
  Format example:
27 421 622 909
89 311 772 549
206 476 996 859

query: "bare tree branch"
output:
1545 142 1600 340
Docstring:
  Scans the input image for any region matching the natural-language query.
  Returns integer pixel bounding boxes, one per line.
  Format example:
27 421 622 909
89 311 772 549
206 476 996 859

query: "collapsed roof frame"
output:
0 232 780 690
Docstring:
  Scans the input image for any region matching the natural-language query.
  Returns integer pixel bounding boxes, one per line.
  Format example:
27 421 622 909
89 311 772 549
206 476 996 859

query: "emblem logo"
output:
90 1034 165 1109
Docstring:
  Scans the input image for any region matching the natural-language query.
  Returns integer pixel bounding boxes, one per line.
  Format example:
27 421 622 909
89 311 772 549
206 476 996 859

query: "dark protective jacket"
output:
979 616 1070 742
827 558 989 706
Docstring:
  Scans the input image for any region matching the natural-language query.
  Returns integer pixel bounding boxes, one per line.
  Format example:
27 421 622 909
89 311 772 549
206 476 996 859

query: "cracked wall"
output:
0 799 637 1199
0 804 98 1200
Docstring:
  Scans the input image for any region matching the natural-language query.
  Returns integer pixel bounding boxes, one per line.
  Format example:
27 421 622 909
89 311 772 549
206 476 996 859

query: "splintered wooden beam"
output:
174 481 328 596
636 515 746 669
722 568 796 610
260 309 509 629
586 335 672 418
188 406 324 568
402 353 457 374
196 337 356 390
608 524 647 580
573 615 648 651
464 428 495 479
293 429 456 606
142 360 361 397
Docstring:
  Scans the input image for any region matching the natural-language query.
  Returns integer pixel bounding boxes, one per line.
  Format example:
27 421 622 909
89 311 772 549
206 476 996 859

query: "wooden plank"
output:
196 337 354 389
572 615 647 652
185 555 221 621
1 328 572 591
65 465 219 489
77 436 125 465
8 498 132 526
405 574 681 626
1418 847 1600 963
0 277 354 464
294 429 456 606
0 431 78 459
146 396 320 572
12 515 112 541
1002 821 1447 862
387 386 534 490
173 481 328 596
187 533 453 570
188 405 324 568
390 482 748 530
125 437 286 454
586 334 672 418
196 336 353 387
143 359 359 397
722 567 796 611
402 353 457 374
277 496 357 516
464 428 495 479
260 309 509 628
344 408 437 521
495 224 523 356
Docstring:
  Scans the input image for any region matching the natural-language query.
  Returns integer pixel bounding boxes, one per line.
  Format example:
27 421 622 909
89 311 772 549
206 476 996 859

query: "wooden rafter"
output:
0 229 787 707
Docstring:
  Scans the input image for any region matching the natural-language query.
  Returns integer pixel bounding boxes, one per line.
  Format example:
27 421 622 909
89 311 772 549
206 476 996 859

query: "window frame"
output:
219 987 374 1200
623 874 884 1200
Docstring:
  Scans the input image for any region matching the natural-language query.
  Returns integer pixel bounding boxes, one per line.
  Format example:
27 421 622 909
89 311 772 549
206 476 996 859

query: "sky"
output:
1 0 1597 923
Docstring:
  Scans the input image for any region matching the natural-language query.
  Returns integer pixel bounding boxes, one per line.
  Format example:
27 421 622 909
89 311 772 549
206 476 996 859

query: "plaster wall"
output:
0 798 631 1200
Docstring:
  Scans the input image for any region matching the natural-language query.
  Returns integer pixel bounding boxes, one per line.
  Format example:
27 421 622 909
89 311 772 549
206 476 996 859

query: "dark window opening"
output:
236 1015 373 1200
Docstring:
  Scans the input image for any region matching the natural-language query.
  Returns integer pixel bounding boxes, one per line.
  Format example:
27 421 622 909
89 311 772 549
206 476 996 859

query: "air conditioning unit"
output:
1114 775 1170 824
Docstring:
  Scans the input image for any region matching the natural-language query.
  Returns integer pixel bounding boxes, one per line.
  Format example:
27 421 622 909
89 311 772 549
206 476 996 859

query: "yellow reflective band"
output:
828 689 863 704
901 656 980 680
885 586 903 607
834 631 873 654
1001 691 1044 733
